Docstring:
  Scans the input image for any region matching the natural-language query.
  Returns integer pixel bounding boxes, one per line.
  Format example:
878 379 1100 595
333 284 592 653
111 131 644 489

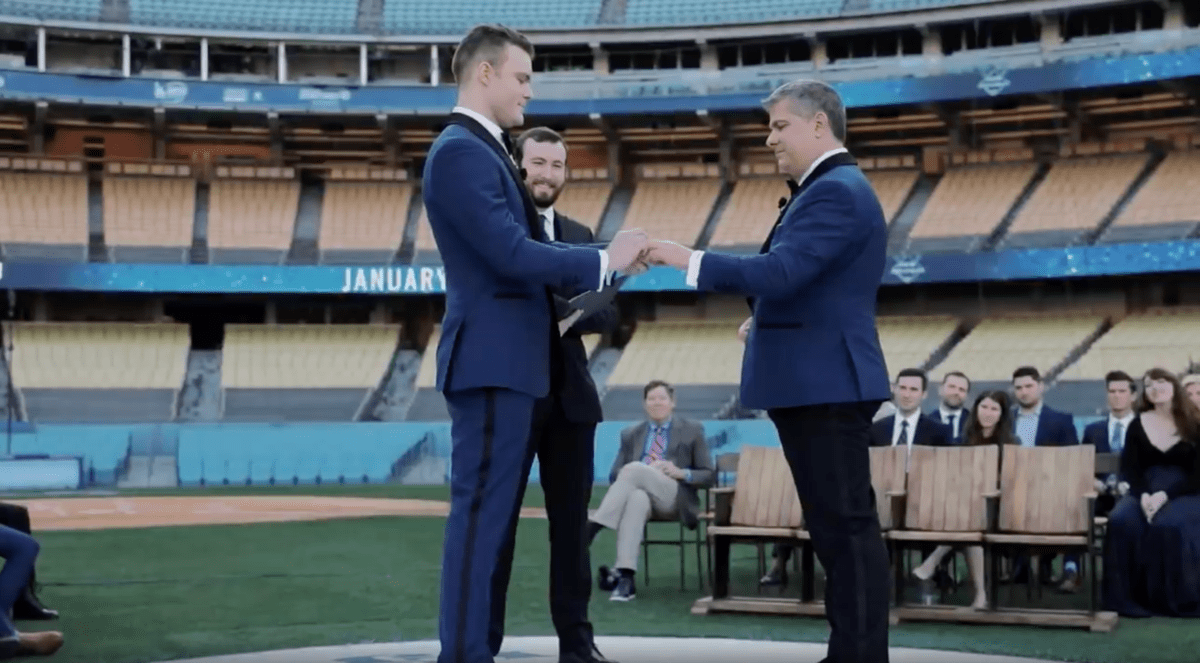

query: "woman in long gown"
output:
1102 367 1200 617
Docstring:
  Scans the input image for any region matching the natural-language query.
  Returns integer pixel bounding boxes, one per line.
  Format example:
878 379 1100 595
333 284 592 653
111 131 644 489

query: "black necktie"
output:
500 131 516 160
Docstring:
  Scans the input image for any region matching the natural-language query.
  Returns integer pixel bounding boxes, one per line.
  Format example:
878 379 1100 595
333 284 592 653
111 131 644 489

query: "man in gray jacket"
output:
586 380 714 601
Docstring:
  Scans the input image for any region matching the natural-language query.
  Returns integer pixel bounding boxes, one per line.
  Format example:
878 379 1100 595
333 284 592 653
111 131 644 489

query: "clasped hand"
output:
1141 490 1168 522
650 459 687 481
603 229 695 275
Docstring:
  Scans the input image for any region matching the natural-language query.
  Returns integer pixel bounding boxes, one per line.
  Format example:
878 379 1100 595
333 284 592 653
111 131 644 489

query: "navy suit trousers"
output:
438 387 537 663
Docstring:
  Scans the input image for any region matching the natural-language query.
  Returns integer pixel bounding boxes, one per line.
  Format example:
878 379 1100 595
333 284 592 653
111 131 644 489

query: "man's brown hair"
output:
451 24 534 86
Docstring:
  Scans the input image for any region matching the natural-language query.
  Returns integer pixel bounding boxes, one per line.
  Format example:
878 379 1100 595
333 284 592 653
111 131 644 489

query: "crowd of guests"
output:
748 364 1200 617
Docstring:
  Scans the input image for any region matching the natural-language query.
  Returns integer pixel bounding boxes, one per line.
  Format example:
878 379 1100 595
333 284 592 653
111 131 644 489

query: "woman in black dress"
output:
1102 367 1200 617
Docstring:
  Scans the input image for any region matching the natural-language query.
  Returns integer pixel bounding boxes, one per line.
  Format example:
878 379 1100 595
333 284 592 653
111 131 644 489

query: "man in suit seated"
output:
928 370 970 445
585 380 714 601
0 503 56 622
870 368 953 457
1010 365 1082 591
1082 371 1136 518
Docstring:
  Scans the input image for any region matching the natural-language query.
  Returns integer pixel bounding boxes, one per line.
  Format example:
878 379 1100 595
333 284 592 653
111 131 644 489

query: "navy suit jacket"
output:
870 414 953 448
1013 405 1080 446
552 212 618 424
422 114 603 398
927 408 967 445
1083 420 1114 453
694 152 891 410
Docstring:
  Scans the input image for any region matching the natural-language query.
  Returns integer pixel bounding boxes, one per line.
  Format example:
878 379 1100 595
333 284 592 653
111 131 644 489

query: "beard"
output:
531 186 562 208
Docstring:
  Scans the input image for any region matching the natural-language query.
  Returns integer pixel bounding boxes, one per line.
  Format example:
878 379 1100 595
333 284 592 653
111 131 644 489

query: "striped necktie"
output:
647 426 667 462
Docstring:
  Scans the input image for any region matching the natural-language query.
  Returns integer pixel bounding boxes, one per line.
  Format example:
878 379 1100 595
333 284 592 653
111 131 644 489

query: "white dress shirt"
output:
685 147 850 287
939 406 965 439
450 106 609 287
1108 411 1134 452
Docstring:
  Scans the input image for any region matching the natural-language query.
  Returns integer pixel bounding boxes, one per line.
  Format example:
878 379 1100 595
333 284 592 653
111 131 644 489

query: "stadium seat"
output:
1103 151 1200 243
381 0 604 34
206 177 300 264
1057 307 1200 380
0 172 89 262
129 0 358 33
624 0 840 26
935 314 1105 381
9 322 190 423
908 162 1037 252
103 175 196 263
1 0 101 21
319 181 413 265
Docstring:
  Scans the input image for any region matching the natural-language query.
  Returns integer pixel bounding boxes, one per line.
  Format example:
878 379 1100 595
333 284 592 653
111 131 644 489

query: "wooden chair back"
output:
869 445 908 530
714 452 740 487
998 445 1095 535
904 445 999 532
729 445 803 529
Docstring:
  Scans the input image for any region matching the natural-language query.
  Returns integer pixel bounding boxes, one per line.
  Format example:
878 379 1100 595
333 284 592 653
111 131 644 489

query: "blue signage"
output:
0 239 1195 294
1 45 1200 114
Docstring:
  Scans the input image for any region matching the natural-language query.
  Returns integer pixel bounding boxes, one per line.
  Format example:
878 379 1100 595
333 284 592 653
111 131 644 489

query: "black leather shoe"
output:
597 565 618 592
609 575 636 602
0 614 19 659
12 588 58 621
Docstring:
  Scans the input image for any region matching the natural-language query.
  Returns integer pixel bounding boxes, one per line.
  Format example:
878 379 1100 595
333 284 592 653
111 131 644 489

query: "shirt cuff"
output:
684 250 704 288
598 250 610 290
685 469 693 483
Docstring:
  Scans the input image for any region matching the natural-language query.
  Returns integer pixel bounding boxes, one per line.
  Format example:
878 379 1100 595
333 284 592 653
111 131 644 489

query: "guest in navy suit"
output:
422 24 646 663
1083 371 1137 517
870 368 953 457
928 370 971 445
488 127 620 661
1010 365 1082 591
647 79 892 663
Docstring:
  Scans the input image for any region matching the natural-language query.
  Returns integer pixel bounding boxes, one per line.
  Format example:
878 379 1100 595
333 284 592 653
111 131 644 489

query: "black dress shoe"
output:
597 565 618 592
0 614 19 659
12 588 58 621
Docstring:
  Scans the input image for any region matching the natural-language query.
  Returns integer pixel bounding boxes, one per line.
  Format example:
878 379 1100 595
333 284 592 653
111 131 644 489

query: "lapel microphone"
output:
778 197 788 210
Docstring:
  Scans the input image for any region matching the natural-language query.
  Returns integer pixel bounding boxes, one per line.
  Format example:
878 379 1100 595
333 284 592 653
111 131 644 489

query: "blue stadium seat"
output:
9 425 128 477
382 0 603 34
129 0 359 34
0 0 101 21
855 0 996 13
623 0 841 26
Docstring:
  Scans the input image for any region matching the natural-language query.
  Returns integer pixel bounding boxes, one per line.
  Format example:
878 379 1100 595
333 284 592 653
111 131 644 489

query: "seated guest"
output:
1103 368 1200 618
0 504 56 621
1011 365 1082 591
869 368 953 460
0 523 63 659
586 380 714 601
1184 373 1200 411
928 371 971 445
909 390 1015 610
1082 372 1137 517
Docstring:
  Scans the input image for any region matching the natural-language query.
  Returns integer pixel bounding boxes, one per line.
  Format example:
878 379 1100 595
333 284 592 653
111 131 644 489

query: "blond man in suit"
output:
586 380 714 601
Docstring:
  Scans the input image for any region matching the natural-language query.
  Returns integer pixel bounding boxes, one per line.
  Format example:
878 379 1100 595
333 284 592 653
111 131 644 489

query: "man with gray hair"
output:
647 79 892 663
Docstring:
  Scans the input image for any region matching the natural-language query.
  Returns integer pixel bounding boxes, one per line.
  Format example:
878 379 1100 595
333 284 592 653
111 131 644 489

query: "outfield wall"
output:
0 417 1105 492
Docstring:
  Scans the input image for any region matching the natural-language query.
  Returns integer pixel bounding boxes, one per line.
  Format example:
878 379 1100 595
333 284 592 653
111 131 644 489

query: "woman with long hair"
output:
909 390 1013 610
1103 367 1200 617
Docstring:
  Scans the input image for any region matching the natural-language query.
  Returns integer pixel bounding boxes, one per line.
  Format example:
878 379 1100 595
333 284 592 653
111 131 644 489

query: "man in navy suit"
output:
422 24 646 663
488 127 620 662
1082 370 1136 517
648 79 892 663
870 368 953 458
1010 365 1082 591
928 370 970 445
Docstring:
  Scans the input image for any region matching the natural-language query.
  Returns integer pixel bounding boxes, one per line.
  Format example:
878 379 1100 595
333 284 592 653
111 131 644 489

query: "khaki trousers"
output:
590 462 680 571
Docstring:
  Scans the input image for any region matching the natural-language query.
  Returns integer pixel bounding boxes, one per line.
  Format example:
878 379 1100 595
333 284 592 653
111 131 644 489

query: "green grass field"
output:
17 483 1198 663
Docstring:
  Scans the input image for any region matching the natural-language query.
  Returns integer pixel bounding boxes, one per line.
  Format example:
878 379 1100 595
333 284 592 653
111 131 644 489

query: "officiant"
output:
487 126 622 663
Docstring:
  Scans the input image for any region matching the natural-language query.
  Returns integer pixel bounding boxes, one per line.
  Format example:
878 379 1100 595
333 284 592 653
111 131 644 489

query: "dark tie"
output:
949 413 958 438
897 420 909 447
540 212 551 242
500 131 516 160
1111 421 1124 453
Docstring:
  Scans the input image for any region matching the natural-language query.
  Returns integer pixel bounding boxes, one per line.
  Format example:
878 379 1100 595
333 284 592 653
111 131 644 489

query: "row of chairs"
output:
689 444 1117 631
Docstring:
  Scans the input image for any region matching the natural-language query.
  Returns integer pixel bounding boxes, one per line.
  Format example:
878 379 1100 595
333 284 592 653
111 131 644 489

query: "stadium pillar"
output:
429 46 440 86
360 44 368 85
35 27 44 72
200 38 209 81
277 42 287 83
122 34 130 77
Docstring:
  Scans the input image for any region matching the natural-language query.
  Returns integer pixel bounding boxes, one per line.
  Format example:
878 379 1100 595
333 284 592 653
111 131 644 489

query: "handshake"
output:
604 228 694 275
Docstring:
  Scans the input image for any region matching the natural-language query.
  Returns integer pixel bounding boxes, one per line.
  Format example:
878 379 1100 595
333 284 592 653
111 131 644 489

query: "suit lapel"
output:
446 112 545 241
668 422 683 462
759 151 859 255
632 422 649 462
